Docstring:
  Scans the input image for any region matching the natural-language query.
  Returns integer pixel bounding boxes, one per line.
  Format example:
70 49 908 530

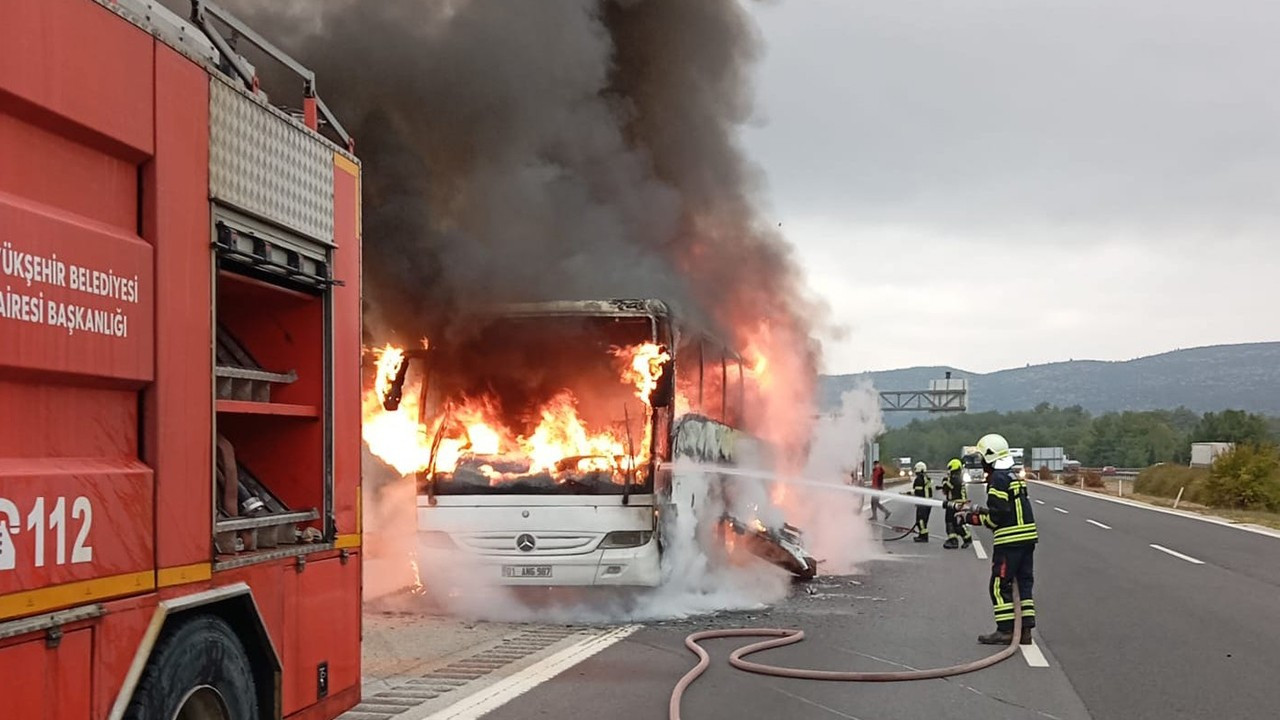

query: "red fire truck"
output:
1 1 363 718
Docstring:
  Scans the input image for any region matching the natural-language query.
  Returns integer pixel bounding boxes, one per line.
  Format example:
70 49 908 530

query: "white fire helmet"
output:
976 433 1014 469
913 461 927 473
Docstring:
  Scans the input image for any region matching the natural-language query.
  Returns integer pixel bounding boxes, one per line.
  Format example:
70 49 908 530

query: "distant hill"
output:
821 342 1280 424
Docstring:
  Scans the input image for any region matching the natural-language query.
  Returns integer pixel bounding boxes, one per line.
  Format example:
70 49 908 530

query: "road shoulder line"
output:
1030 480 1280 540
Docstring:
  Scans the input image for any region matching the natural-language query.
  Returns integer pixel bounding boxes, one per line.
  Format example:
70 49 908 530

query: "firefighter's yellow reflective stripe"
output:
994 534 1038 546
995 523 1038 535
0 570 154 620
335 533 362 549
989 488 1009 500
988 527 1039 538
1016 497 1025 525
156 563 212 588
334 152 359 176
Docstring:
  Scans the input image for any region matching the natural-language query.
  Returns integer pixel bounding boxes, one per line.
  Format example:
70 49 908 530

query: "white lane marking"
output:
971 537 988 559
1020 640 1050 668
1086 519 1112 530
1029 480 1280 541
423 625 638 720
1053 507 1070 514
1034 499 1046 505
1149 544 1204 565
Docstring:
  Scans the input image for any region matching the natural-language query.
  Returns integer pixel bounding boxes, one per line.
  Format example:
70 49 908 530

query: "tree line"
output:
879 403 1280 469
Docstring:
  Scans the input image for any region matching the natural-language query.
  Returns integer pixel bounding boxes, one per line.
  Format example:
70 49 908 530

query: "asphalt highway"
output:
384 482 1280 720
1027 481 1280 719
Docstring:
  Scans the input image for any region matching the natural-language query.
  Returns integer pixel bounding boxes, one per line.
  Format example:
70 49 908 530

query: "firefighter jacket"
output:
983 467 1037 546
941 469 967 502
912 471 933 499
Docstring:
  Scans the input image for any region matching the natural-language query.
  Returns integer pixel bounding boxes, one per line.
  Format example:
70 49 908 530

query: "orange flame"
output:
613 342 670 406
362 341 660 483
373 344 407 407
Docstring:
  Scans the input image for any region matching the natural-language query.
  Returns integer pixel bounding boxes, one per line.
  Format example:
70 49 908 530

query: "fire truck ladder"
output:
188 0 354 150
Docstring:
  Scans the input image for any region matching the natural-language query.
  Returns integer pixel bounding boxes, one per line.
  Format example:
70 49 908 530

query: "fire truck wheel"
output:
125 614 259 720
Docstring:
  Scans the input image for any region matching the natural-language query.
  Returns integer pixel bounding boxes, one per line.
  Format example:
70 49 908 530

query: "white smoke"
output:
788 384 886 575
399 461 788 623
360 450 421 602
360 389 888 623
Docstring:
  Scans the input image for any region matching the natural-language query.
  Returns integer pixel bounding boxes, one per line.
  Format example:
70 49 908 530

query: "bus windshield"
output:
418 314 664 496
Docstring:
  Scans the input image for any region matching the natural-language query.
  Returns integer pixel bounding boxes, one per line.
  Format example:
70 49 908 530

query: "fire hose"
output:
668 587 1024 720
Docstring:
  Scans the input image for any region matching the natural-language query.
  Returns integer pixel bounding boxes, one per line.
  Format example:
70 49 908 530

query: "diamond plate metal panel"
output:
209 78 334 243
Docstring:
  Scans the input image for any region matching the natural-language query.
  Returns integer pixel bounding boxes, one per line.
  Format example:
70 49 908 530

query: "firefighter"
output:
911 461 932 542
953 433 1038 645
940 458 972 549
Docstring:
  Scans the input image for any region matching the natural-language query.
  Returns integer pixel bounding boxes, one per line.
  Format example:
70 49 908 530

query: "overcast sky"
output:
742 0 1280 375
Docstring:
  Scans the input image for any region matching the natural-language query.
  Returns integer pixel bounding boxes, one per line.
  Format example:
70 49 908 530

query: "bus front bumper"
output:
417 537 662 587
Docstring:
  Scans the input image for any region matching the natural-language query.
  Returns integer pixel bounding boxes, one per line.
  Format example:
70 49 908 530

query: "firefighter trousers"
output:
945 511 972 543
914 505 931 538
990 544 1036 631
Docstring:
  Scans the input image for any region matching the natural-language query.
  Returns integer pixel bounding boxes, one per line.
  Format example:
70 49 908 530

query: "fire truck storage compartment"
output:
282 552 360 715
0 628 92 720
213 211 333 563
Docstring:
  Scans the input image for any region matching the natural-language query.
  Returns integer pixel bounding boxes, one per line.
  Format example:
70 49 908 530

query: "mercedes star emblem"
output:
516 533 536 552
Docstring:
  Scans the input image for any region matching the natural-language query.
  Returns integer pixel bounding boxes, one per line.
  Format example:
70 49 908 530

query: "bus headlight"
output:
600 531 652 549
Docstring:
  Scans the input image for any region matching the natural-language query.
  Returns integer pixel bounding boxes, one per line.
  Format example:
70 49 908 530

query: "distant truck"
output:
897 457 913 478
961 446 983 482
1191 442 1234 468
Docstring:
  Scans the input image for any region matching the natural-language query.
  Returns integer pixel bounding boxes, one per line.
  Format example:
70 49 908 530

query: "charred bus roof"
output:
470 299 673 319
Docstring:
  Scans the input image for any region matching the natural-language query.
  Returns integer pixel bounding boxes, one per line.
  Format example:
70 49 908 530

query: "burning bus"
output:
365 299 816 588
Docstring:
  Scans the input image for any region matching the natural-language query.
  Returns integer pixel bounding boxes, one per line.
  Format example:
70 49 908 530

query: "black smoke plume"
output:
218 0 823 449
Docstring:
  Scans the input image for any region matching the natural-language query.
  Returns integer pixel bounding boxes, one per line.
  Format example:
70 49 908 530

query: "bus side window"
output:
676 334 702 416
654 408 672 461
724 357 744 427
702 343 725 423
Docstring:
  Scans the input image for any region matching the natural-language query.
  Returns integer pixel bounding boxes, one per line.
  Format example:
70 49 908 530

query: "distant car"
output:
1101 466 1117 476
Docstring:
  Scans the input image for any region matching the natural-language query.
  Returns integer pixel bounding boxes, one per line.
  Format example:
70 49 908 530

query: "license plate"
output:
502 565 552 578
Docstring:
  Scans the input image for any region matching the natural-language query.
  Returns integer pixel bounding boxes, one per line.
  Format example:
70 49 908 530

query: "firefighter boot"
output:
913 534 929 543
943 537 960 549
977 630 1014 645
1020 627 1034 645
962 537 973 549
